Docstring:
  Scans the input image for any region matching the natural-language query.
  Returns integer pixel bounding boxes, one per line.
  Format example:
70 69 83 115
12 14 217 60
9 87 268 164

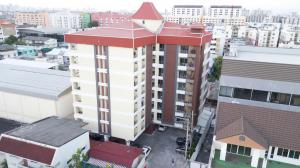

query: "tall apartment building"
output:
257 23 280 47
15 12 50 27
164 5 204 25
212 46 300 167
91 12 131 27
65 2 212 143
278 24 300 48
202 5 246 26
49 11 82 29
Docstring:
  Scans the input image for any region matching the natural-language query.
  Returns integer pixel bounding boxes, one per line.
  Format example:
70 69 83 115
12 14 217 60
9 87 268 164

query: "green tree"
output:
88 21 99 28
1 159 8 168
68 149 88 168
4 35 18 45
208 56 223 82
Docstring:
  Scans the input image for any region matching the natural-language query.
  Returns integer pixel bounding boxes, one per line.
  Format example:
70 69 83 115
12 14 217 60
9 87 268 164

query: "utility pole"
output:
184 117 189 159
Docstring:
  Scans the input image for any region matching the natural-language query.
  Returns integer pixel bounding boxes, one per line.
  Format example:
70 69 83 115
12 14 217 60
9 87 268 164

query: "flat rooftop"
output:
6 117 87 147
0 59 58 69
0 64 70 100
225 46 300 65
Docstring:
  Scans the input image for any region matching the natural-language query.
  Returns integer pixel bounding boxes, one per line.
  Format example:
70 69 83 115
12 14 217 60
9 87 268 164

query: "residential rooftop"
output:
22 36 54 42
225 46 300 66
0 44 15 52
0 64 70 100
0 59 58 69
5 116 87 147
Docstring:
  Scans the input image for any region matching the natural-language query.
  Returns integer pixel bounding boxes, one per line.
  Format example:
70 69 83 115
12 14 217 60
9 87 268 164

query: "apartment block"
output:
257 23 280 47
49 11 82 29
65 2 212 142
278 24 300 49
203 5 246 26
164 5 204 25
0 20 16 43
15 12 50 27
212 46 300 167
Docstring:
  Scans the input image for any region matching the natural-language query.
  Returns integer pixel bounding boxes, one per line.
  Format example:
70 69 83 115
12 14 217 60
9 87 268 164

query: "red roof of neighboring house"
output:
132 2 163 20
65 21 156 48
89 140 143 168
0 136 55 165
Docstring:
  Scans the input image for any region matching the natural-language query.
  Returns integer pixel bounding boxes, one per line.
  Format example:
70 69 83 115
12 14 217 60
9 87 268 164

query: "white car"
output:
158 125 166 132
143 146 152 158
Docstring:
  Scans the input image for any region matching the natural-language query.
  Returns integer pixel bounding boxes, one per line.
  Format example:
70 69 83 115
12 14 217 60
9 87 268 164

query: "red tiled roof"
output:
132 2 163 20
157 22 212 46
0 136 55 165
65 21 156 48
89 141 143 168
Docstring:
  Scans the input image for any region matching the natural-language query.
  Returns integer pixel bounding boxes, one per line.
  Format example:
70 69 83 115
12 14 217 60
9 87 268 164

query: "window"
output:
251 90 268 102
177 105 184 112
177 94 185 102
159 56 164 64
227 144 251 156
159 44 165 51
219 86 233 97
278 148 300 159
178 83 186 90
157 113 162 121
233 88 252 100
270 92 291 105
291 95 300 106
179 58 188 66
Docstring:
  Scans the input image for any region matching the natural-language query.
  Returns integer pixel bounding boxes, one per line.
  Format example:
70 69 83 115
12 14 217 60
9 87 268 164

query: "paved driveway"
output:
135 127 187 168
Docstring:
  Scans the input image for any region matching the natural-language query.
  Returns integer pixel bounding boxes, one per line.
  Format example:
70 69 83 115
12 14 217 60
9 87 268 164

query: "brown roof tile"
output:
216 102 300 151
216 117 269 149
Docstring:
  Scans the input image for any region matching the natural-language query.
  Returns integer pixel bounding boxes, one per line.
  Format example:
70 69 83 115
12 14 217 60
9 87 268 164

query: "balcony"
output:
134 116 138 125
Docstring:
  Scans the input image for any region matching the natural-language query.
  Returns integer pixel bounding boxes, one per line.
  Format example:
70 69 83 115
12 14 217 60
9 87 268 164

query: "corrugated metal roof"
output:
0 64 70 100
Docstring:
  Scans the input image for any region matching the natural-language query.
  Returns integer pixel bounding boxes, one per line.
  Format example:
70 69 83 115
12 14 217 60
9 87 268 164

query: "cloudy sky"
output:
0 0 299 14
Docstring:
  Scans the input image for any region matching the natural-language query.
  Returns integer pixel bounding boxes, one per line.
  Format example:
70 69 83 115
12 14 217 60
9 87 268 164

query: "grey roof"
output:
174 5 203 8
0 44 16 52
210 5 242 8
0 64 71 100
6 117 88 147
225 46 300 65
23 36 53 42
17 27 69 35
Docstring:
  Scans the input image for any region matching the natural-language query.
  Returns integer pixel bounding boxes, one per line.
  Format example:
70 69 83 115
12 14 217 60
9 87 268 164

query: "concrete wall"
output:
0 91 54 123
56 92 74 118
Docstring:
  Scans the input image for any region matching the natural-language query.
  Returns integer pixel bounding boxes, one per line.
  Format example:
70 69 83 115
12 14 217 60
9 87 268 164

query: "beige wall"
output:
0 91 72 123
15 12 50 27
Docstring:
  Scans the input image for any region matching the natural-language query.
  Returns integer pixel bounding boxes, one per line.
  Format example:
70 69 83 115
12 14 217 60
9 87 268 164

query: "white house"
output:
0 117 90 168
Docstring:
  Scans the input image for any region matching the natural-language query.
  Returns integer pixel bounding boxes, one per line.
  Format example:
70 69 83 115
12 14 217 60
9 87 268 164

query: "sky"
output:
0 0 299 14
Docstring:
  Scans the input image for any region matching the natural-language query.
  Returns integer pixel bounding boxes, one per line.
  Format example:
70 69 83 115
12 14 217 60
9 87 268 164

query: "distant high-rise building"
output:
49 11 82 29
164 5 204 25
202 5 246 26
15 12 50 27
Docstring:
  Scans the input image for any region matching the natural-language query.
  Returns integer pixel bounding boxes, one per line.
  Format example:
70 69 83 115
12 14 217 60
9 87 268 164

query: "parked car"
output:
176 137 186 146
143 146 152 158
175 146 185 154
158 125 166 132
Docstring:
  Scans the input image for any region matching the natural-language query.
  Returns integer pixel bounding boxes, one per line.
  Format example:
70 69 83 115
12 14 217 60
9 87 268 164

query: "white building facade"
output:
49 11 82 29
